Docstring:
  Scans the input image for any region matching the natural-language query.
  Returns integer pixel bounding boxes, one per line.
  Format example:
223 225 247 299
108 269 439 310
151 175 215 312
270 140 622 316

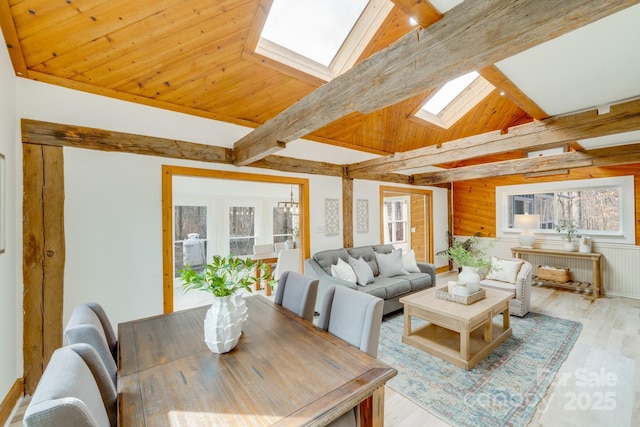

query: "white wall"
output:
0 30 19 406
14 79 449 334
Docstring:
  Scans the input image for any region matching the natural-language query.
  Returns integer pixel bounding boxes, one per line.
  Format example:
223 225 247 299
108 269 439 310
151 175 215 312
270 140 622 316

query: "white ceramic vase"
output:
204 294 248 353
578 235 592 253
564 241 577 252
458 266 481 293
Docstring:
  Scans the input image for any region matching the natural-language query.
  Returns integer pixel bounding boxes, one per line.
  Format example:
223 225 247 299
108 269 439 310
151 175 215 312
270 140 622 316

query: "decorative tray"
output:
436 286 486 305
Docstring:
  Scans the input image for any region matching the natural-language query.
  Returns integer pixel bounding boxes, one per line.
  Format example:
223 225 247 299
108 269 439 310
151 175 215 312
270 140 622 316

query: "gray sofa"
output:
305 244 436 315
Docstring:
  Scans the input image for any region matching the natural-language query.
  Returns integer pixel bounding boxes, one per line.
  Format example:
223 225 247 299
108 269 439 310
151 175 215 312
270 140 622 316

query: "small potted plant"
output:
555 219 581 252
446 236 492 292
180 255 272 353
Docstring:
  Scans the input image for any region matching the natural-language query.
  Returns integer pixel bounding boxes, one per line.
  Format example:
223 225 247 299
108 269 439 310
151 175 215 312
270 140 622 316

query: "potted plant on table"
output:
555 219 581 252
180 254 272 353
446 236 492 293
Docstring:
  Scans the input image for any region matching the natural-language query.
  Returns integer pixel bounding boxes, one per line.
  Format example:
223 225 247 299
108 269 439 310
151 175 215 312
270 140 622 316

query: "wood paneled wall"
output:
452 164 640 245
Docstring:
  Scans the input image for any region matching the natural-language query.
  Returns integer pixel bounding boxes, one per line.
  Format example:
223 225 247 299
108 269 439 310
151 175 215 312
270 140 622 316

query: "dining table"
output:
117 295 397 426
249 251 279 296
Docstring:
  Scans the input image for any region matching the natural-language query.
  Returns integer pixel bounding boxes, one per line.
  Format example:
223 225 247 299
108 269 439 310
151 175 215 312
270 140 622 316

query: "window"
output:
229 206 256 255
383 198 408 243
415 71 494 129
174 205 208 277
273 207 298 244
256 0 393 81
496 176 635 244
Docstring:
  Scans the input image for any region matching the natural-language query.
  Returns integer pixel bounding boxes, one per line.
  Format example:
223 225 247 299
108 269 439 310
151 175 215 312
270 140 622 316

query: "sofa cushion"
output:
402 249 421 273
349 256 375 286
372 276 412 299
347 246 379 276
371 244 396 255
486 257 524 283
354 281 387 301
375 250 406 277
314 248 350 275
331 258 357 283
403 272 432 291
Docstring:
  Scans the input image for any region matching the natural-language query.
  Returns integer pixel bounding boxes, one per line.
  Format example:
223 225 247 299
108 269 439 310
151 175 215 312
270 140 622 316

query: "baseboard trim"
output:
435 265 451 275
0 378 24 426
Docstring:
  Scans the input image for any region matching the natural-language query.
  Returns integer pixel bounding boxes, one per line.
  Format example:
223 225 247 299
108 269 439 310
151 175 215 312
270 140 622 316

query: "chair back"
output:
24 344 116 427
64 303 117 386
273 248 301 280
318 286 384 358
275 271 318 322
253 243 274 254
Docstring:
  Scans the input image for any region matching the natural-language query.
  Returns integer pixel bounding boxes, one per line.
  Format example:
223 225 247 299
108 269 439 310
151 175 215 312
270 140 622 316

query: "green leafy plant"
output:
555 219 581 242
180 254 273 297
446 235 492 271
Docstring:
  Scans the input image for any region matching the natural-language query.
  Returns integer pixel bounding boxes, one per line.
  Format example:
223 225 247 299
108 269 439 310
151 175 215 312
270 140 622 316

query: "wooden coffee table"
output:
400 287 513 370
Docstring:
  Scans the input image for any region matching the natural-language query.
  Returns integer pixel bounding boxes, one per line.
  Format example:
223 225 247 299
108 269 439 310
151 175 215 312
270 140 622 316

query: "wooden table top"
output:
117 295 396 426
400 286 513 322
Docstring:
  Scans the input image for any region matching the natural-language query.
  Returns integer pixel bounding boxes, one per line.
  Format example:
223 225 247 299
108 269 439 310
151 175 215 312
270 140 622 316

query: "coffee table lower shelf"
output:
402 321 512 370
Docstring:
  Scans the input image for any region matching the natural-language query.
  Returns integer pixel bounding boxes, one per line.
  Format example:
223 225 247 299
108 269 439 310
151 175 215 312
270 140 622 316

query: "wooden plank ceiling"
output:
2 0 531 156
3 0 639 179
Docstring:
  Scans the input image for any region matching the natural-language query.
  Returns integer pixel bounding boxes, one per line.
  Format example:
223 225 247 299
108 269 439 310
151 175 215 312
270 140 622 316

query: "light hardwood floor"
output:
9 273 640 426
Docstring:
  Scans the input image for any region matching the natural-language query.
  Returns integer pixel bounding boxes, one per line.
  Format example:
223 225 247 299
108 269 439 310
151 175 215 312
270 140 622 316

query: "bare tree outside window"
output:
174 206 208 277
229 206 255 255
507 187 620 233
273 207 296 244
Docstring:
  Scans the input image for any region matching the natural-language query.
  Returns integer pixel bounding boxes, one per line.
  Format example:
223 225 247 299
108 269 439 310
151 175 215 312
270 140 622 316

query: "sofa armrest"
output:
417 262 437 288
304 258 358 314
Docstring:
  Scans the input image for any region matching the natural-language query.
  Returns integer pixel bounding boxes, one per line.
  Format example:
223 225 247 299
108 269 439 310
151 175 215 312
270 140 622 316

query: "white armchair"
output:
479 257 532 317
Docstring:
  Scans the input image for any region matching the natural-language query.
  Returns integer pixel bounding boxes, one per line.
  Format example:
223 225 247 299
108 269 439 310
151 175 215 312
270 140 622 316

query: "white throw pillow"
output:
376 250 407 277
486 257 524 283
331 258 357 283
402 249 420 273
349 256 375 286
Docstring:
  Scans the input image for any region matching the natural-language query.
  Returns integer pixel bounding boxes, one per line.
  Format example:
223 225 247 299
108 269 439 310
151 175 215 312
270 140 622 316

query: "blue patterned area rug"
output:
378 312 582 427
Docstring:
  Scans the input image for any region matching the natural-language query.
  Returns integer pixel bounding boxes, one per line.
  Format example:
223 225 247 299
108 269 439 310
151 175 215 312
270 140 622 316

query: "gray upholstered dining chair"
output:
318 286 384 427
24 343 117 427
64 303 117 387
317 285 384 358
274 271 318 322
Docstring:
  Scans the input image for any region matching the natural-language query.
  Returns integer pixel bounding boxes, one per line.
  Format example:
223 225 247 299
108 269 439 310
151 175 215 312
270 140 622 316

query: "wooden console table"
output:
510 247 602 300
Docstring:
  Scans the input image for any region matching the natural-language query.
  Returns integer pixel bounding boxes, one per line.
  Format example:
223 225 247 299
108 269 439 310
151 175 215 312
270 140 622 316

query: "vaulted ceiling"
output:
2 0 640 182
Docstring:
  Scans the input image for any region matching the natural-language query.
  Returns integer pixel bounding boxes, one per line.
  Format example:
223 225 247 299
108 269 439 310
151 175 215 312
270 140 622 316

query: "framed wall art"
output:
324 198 340 236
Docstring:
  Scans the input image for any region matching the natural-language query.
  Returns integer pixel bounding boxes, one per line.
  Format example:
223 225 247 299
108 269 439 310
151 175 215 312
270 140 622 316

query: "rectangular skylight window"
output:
421 71 480 115
261 0 369 67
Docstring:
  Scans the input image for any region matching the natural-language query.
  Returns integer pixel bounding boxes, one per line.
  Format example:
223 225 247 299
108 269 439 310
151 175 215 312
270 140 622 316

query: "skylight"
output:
422 71 480 115
261 0 369 67
415 71 495 129
254 0 393 81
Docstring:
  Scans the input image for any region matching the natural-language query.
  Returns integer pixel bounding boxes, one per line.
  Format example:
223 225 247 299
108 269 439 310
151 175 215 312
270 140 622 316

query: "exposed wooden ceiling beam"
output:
478 65 548 120
20 119 380 182
232 0 639 166
21 119 234 163
411 142 640 185
348 98 640 176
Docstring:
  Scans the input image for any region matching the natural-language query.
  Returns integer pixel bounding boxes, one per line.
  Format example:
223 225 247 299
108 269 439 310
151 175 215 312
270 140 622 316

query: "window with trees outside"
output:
383 199 408 244
229 206 256 255
497 176 635 244
174 205 208 277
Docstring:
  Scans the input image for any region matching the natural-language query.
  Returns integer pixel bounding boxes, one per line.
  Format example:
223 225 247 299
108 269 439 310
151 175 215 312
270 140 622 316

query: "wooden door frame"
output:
379 186 434 263
162 165 311 313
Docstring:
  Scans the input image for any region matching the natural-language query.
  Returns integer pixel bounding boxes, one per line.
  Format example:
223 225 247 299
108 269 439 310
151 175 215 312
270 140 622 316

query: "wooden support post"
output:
22 144 65 394
342 176 353 249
